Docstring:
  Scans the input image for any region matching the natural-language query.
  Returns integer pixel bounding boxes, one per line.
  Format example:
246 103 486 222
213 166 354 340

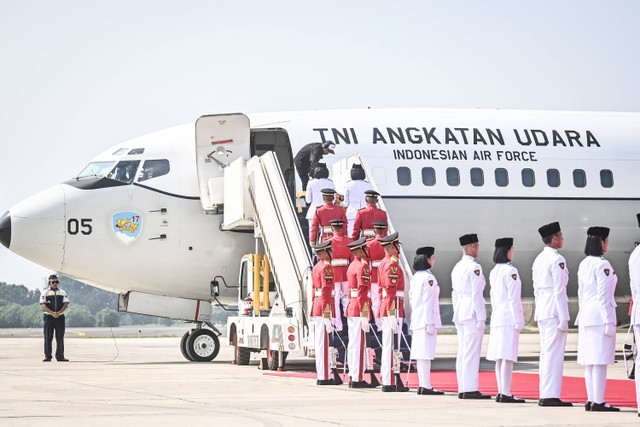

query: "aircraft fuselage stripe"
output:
381 195 640 201
133 183 200 200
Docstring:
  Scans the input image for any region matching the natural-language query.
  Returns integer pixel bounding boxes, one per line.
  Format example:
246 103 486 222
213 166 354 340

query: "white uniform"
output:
628 244 640 412
313 317 331 381
341 179 372 236
487 263 524 362
305 178 334 231
410 270 442 390
532 246 570 399
451 255 487 393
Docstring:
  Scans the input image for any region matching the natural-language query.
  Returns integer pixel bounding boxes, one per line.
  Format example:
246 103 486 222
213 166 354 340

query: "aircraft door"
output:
195 114 250 213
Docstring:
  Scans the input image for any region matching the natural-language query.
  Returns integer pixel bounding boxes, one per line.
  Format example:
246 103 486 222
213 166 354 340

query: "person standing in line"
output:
329 219 354 331
40 274 70 362
341 164 372 237
294 141 335 190
487 238 525 403
409 246 444 395
311 240 337 385
532 222 573 407
351 190 387 241
451 233 490 399
305 164 334 235
576 226 620 412
367 221 388 330
309 188 347 245
629 214 640 418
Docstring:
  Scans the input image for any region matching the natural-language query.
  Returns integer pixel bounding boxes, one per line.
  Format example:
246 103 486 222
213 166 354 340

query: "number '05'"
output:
67 218 93 235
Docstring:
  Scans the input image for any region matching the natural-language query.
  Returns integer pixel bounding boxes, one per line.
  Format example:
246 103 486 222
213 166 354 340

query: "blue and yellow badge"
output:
112 211 142 245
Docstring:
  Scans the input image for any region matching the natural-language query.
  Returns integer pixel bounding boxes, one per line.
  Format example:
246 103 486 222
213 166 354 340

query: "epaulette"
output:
390 256 398 262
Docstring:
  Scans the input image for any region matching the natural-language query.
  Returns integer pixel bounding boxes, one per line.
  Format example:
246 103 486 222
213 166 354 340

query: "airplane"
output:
1 107 639 362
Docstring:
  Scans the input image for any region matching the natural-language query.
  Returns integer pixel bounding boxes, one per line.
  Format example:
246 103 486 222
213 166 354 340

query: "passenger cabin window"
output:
495 168 508 187
397 167 411 186
112 148 129 156
138 159 170 182
107 160 140 184
546 169 560 187
76 161 116 178
600 169 614 188
521 168 535 187
128 148 145 155
446 167 460 186
421 167 436 186
573 169 586 188
470 168 484 187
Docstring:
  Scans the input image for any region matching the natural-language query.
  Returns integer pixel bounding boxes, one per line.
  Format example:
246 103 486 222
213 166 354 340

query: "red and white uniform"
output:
346 257 372 382
367 235 387 328
351 205 387 241
310 203 348 244
331 233 354 321
378 254 405 387
311 260 335 381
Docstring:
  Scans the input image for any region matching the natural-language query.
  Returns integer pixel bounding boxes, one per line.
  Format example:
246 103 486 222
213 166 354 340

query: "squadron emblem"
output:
112 211 142 245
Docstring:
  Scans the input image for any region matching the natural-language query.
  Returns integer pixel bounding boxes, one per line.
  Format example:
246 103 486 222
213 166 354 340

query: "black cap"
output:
323 141 336 154
329 218 345 226
321 188 336 196
48 274 58 280
372 221 387 229
364 190 380 197
347 237 368 251
379 232 400 246
416 246 435 257
314 240 333 252
459 234 478 246
587 226 610 239
538 222 561 238
494 237 513 248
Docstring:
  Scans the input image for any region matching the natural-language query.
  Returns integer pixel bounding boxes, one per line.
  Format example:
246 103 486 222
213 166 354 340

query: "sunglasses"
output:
51 281 59 284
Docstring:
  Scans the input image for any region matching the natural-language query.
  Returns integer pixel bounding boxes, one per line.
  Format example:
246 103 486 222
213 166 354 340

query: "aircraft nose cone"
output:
0 210 10 249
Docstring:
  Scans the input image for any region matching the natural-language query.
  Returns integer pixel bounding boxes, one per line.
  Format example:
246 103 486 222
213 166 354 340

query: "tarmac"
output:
0 327 639 426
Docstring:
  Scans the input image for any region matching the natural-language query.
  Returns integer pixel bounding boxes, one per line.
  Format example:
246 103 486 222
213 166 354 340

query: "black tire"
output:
235 346 251 365
186 329 220 362
180 330 195 361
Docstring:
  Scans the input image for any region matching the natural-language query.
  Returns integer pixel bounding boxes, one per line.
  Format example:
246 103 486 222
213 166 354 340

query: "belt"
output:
396 291 405 297
331 258 349 267
314 289 335 297
363 229 375 237
371 260 382 267
322 226 332 233
350 289 358 298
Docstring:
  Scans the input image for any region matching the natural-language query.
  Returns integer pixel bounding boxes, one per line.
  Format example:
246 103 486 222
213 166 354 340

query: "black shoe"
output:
417 387 444 395
585 401 592 411
56 358 69 362
538 398 573 407
381 385 397 392
590 402 620 412
500 394 525 403
317 379 336 386
495 393 502 402
43 357 51 362
458 393 464 399
349 381 370 389
460 391 492 400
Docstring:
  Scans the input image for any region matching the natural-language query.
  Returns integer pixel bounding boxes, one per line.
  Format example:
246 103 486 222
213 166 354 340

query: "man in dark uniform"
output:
294 141 336 190
40 274 70 362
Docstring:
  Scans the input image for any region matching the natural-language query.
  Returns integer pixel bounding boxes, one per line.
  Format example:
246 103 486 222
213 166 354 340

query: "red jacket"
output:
367 235 387 283
310 203 348 244
378 254 405 318
311 260 335 317
345 257 372 318
351 205 387 241
330 234 354 282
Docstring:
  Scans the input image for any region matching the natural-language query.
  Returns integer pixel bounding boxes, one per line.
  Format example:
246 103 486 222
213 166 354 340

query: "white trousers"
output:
370 282 381 329
381 317 402 386
347 317 366 382
455 319 485 393
634 326 640 412
584 364 607 404
495 359 514 396
538 318 568 399
313 317 330 381
334 281 349 330
417 359 432 389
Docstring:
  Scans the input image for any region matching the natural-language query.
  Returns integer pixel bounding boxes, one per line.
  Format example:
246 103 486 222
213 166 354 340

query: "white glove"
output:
604 323 616 337
324 318 333 333
515 322 523 332
361 318 370 333
426 324 436 335
475 321 485 331
388 316 398 333
557 320 568 332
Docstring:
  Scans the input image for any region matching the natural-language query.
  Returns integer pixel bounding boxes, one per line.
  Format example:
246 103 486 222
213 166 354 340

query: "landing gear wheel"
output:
186 329 220 362
235 346 251 365
180 330 195 361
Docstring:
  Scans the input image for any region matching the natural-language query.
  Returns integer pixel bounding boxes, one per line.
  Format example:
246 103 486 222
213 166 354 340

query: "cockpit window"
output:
128 148 145 155
112 148 129 155
76 161 116 178
107 161 140 184
138 159 170 182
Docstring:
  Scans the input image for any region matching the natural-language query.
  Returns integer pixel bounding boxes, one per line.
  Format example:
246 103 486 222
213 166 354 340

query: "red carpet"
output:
264 370 637 408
